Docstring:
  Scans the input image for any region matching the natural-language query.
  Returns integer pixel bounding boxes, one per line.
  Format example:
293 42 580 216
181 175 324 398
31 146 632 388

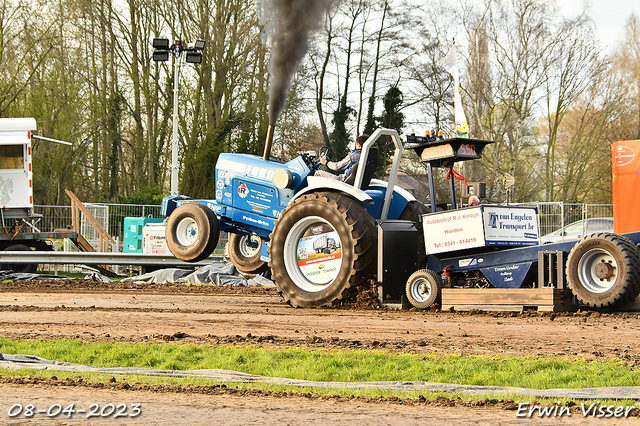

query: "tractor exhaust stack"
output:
263 124 275 161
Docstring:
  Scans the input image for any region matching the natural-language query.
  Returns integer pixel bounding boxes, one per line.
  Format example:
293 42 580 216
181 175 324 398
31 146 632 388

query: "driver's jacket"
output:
326 150 361 182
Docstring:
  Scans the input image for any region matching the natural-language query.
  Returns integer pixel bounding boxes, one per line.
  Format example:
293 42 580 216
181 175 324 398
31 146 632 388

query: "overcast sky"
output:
559 0 638 51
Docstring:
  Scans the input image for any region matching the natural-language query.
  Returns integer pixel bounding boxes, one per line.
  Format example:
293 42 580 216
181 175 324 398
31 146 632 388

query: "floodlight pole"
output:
153 37 204 196
170 53 181 196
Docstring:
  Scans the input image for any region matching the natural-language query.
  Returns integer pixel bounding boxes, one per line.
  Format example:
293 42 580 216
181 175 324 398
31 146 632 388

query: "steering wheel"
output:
319 146 336 163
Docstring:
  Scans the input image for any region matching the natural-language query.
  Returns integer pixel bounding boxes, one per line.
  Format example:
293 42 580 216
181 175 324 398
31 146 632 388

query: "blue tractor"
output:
161 128 427 307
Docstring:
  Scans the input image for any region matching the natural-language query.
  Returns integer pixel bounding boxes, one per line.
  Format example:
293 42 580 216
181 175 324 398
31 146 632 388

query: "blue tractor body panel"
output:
215 153 312 215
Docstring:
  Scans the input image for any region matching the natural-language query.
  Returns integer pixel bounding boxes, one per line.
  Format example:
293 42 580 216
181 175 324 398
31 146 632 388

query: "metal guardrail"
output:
0 252 222 266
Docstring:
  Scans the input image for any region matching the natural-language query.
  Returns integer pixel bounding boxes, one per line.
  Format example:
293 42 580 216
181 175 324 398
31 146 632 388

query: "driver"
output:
315 134 368 182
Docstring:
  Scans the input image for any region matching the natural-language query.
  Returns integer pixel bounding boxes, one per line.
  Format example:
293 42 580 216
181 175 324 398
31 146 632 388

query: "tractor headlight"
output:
274 169 294 189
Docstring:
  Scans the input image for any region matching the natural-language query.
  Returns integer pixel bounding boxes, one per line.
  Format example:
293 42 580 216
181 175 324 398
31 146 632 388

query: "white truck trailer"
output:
0 118 76 272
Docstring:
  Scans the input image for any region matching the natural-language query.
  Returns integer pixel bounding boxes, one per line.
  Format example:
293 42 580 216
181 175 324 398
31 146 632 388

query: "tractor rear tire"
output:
166 203 219 262
405 269 442 309
269 192 377 308
2 244 37 274
228 233 269 274
566 233 640 309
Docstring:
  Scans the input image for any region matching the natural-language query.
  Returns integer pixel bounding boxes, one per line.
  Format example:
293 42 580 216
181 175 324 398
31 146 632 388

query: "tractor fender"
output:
368 179 417 219
368 179 417 203
161 194 193 217
293 176 373 204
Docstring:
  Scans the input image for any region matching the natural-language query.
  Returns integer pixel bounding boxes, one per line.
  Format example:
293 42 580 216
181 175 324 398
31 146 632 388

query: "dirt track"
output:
1 279 639 424
1 280 639 360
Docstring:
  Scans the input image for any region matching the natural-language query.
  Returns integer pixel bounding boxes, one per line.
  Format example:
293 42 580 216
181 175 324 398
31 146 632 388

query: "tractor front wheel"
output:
228 233 269 274
166 203 219 262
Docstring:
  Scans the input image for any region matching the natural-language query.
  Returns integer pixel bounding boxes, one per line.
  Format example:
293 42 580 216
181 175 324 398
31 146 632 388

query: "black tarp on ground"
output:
0 263 275 287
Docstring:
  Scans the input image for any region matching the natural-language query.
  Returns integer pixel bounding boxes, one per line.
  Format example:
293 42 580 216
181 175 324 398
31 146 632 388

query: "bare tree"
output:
545 78 625 203
0 0 56 116
309 3 338 146
170 0 263 198
613 13 640 141
361 0 415 137
540 13 605 201
458 0 558 202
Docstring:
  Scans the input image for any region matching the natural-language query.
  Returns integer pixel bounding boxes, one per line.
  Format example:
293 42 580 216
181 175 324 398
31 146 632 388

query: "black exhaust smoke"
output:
259 0 334 160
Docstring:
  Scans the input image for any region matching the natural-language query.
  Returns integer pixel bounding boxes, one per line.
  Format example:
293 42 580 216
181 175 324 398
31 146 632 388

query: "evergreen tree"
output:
363 94 377 136
329 104 355 159
377 86 404 176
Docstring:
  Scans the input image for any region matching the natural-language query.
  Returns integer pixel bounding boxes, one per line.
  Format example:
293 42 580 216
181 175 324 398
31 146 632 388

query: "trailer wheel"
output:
166 203 219 262
1 244 37 274
228 233 269 274
566 233 640 309
269 192 376 308
405 269 442 309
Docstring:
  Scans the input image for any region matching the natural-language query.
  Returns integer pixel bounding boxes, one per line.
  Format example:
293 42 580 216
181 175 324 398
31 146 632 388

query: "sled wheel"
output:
166 202 219 262
269 192 377 307
405 269 443 309
228 233 269 274
399 201 430 268
2 244 37 273
566 233 640 308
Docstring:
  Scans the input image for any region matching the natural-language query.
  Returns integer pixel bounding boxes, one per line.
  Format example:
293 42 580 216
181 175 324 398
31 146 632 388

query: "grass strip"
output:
0 337 638 391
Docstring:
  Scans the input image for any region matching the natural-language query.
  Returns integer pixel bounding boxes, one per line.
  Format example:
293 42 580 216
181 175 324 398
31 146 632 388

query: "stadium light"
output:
152 38 206 195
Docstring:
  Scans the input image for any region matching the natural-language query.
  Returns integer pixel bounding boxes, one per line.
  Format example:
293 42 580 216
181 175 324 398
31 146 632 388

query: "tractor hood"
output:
215 152 313 212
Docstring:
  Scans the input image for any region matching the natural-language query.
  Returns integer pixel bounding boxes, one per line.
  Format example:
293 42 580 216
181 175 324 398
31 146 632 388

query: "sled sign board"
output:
422 205 539 255
482 206 538 247
422 207 486 254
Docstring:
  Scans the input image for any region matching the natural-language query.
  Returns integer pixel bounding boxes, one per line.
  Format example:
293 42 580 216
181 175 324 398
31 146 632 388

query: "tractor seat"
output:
344 146 378 190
